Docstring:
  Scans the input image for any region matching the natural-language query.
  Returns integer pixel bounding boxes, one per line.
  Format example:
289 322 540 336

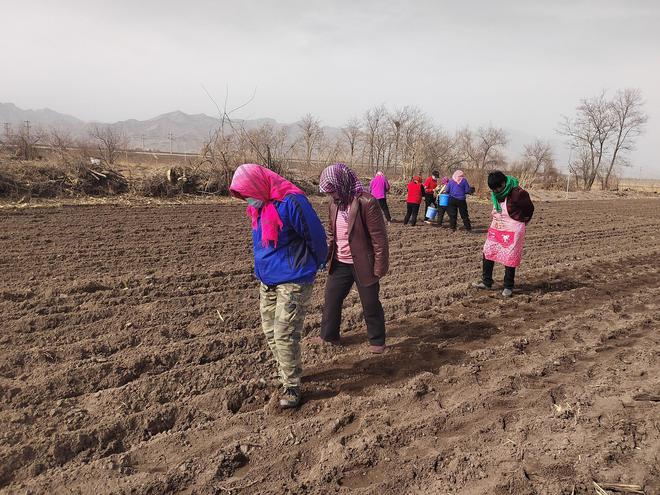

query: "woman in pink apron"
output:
473 171 535 297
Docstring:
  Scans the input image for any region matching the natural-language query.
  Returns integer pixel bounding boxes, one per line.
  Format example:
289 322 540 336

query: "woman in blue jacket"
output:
445 170 474 232
230 164 327 408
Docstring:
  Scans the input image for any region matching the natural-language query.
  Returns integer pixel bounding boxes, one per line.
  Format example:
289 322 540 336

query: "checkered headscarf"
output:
319 163 364 213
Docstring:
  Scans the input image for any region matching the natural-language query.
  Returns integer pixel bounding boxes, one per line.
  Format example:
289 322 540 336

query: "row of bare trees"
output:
197 103 519 182
560 89 647 191
1 123 128 167
2 88 646 192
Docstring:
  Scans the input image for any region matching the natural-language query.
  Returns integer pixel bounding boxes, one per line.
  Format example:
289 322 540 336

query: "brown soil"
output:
1 198 659 494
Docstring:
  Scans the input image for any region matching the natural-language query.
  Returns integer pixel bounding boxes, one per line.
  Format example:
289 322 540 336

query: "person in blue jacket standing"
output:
445 169 474 232
230 164 327 408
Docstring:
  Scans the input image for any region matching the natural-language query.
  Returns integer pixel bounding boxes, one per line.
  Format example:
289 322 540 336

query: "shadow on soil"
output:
517 279 589 294
304 319 498 401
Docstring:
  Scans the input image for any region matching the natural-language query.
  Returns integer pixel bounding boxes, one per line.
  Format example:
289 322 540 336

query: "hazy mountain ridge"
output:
1 102 555 161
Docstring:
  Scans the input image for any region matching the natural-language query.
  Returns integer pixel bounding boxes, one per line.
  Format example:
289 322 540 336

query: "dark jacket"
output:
506 187 535 224
327 192 389 287
252 194 327 285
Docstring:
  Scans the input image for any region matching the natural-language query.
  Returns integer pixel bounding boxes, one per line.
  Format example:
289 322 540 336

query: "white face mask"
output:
246 198 264 209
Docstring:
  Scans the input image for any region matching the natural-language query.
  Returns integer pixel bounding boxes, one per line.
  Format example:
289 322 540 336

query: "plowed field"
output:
1 198 659 494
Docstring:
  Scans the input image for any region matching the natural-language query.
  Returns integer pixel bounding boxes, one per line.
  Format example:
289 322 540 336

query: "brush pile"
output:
0 161 128 198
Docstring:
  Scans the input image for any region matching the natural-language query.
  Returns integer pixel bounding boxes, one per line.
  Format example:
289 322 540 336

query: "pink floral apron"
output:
483 197 526 267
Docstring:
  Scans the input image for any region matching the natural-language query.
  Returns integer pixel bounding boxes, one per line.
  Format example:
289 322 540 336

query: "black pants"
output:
434 205 447 225
377 198 392 222
447 198 472 231
321 261 386 346
483 256 516 289
424 193 435 218
403 202 421 226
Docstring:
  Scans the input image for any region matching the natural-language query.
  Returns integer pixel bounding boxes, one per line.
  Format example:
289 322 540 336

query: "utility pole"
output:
168 132 174 154
24 120 31 139
141 134 145 150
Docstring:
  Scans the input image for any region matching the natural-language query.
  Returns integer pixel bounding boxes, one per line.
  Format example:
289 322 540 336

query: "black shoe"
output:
279 387 301 408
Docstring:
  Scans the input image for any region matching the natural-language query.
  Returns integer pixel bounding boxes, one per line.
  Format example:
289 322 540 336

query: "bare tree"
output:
363 105 388 172
48 129 76 164
521 139 554 176
90 125 126 165
11 123 45 160
341 118 361 166
560 91 615 191
298 113 324 168
474 126 508 169
513 139 557 186
603 88 647 189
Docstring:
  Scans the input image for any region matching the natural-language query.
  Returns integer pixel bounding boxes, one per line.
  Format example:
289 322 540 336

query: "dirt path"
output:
0 198 658 494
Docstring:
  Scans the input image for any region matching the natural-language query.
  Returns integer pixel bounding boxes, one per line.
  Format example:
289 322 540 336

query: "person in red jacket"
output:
423 171 439 220
403 175 425 226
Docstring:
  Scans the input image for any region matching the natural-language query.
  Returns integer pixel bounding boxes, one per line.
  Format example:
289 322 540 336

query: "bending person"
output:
473 171 534 297
426 176 449 225
316 163 389 354
230 164 327 408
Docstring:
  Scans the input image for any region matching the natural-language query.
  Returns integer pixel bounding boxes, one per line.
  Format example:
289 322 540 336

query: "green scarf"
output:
491 175 518 213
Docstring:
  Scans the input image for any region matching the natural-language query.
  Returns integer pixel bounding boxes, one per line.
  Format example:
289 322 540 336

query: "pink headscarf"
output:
452 170 465 184
230 164 304 247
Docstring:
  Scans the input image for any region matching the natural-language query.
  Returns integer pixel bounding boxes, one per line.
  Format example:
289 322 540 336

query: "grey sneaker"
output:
472 282 493 290
279 387 301 409
502 288 513 297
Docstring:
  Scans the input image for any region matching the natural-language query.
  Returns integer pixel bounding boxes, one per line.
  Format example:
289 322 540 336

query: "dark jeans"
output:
433 205 447 225
447 197 472 231
321 261 386 346
483 256 516 289
403 202 421 226
377 198 392 222
424 193 435 218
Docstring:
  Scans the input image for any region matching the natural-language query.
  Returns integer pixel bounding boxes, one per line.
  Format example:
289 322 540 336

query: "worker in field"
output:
229 164 328 409
425 176 450 225
422 170 439 220
473 170 535 297
403 175 425 226
369 170 392 224
315 163 389 353
445 169 475 232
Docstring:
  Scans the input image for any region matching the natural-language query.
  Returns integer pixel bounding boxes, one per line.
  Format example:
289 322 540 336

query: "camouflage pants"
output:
259 282 313 388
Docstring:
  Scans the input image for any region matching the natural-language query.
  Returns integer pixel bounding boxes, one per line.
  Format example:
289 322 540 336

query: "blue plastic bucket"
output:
426 206 438 219
438 194 450 207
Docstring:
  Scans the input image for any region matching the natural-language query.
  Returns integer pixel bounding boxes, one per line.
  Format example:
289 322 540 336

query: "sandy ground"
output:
0 197 659 494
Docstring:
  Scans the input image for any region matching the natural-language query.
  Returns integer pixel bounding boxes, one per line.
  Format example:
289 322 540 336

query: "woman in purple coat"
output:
445 170 474 232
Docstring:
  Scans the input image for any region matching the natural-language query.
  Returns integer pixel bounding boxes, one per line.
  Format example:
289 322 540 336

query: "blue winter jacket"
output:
252 194 328 286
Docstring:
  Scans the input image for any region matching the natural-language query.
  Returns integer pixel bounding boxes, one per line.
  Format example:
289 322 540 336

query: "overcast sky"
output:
1 0 658 177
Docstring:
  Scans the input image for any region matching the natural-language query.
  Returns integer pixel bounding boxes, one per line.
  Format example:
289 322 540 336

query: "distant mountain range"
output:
0 102 317 153
0 102 565 163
